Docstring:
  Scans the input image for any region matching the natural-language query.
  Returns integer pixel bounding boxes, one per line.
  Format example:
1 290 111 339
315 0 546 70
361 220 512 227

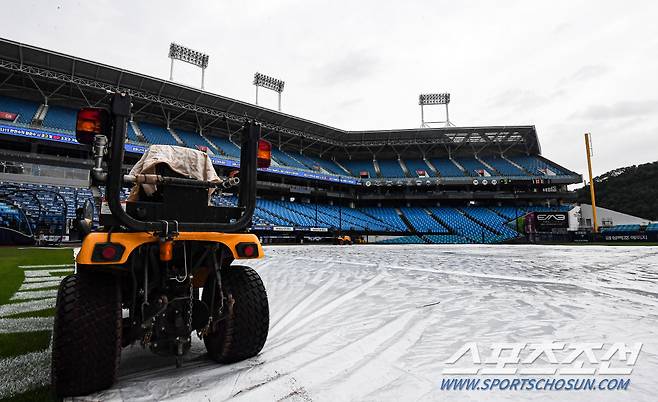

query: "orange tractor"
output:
51 92 271 397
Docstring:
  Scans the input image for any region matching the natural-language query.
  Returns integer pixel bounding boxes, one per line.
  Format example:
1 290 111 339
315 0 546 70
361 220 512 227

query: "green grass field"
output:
0 247 74 402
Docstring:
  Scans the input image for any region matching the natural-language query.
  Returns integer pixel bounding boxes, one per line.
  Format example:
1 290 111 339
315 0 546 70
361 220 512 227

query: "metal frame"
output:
419 93 454 128
0 38 554 164
101 93 260 234
253 72 284 111
0 56 542 156
168 43 209 89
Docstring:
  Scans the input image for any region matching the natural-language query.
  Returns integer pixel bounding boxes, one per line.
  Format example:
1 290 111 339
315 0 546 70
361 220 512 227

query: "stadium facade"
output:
0 37 587 245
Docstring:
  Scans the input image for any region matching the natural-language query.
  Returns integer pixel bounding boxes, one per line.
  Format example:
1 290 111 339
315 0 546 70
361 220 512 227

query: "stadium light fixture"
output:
419 92 454 128
168 43 210 89
253 72 285 111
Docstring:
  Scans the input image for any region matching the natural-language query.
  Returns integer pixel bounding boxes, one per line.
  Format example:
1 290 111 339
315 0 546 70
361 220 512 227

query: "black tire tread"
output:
203 265 269 363
51 271 122 397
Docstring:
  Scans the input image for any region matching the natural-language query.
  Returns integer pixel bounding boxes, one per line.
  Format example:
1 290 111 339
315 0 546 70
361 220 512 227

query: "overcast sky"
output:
4 0 658 179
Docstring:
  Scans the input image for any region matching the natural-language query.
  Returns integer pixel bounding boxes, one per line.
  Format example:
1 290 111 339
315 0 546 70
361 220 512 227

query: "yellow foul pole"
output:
584 133 598 233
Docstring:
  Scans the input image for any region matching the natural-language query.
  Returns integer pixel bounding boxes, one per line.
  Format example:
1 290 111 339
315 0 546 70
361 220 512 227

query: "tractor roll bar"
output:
104 92 258 233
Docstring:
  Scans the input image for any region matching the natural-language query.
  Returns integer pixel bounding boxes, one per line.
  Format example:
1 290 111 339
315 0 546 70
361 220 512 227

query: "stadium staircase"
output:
199 132 221 154
396 208 419 233
33 104 48 126
206 135 241 159
449 157 468 176
458 208 504 237
129 121 148 143
489 207 513 221
476 155 501 176
424 159 440 176
398 159 411 177
332 160 353 176
373 159 382 178
502 155 531 175
166 128 185 146
271 200 329 227
174 129 216 155
426 209 456 234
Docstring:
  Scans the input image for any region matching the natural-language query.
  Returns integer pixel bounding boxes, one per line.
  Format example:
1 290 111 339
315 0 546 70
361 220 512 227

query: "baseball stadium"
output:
0 38 588 247
0 32 656 402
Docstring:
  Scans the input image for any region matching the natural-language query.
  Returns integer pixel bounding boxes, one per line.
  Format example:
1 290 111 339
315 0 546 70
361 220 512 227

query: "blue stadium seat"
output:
601 224 641 233
400 207 449 233
377 235 423 244
207 135 241 158
0 96 39 124
340 159 377 178
430 159 464 177
490 206 524 220
508 155 566 176
293 153 331 173
429 207 497 243
424 234 470 244
454 157 491 177
127 124 139 142
377 160 406 178
461 207 520 240
175 129 212 150
42 105 77 131
271 149 307 169
138 122 178 145
301 156 347 175
404 159 435 177
0 179 574 244
481 156 525 176
359 207 408 232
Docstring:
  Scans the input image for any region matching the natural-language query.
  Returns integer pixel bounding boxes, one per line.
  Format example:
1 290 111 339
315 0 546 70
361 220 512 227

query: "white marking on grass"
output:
0 350 50 399
0 317 53 333
23 269 72 278
11 289 58 301
24 276 65 284
18 280 61 291
19 264 74 269
0 299 56 318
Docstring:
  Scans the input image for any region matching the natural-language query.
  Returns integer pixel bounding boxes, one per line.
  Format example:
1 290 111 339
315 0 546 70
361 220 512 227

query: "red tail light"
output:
257 139 272 168
92 242 125 262
76 107 110 145
236 242 260 258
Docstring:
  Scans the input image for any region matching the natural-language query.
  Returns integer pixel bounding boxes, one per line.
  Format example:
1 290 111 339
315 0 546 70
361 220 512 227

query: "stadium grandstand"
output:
0 37 584 245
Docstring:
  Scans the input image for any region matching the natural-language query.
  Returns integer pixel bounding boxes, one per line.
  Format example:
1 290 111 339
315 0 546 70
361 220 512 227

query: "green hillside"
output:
577 161 658 221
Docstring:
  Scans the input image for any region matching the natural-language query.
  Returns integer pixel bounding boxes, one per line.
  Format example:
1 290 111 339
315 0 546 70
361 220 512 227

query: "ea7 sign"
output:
530 212 569 231
537 213 567 224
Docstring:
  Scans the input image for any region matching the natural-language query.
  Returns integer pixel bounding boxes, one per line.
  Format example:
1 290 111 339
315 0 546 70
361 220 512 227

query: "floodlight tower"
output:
253 72 285 111
419 93 454 128
168 43 210 89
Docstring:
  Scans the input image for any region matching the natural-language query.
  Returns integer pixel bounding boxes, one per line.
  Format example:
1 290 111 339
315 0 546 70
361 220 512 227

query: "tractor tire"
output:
51 271 122 397
203 265 269 363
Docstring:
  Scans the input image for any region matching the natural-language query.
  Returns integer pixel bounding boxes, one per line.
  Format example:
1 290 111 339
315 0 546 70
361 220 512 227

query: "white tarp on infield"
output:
86 245 658 402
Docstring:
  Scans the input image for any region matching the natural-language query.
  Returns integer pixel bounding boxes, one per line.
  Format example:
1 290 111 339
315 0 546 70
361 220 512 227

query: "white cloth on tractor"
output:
127 145 221 202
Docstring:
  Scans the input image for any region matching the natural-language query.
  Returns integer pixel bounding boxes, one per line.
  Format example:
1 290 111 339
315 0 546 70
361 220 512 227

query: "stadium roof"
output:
0 37 541 155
